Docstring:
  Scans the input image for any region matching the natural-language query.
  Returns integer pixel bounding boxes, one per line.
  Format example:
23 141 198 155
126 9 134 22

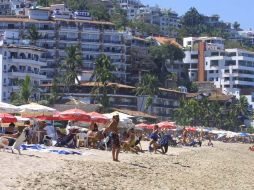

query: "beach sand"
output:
1 141 254 190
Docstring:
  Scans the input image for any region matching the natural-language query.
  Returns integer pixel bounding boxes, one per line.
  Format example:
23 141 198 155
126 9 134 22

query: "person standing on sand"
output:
104 115 120 162
182 127 188 145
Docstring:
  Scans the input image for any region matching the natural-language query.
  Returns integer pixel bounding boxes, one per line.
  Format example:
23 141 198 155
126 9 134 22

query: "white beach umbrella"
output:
19 103 56 117
0 101 20 113
103 111 134 128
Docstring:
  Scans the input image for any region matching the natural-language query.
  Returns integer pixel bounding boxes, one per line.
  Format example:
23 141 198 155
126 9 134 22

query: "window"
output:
191 54 198 59
211 52 219 56
211 60 219 67
209 70 214 73
225 60 236 66
224 69 229 73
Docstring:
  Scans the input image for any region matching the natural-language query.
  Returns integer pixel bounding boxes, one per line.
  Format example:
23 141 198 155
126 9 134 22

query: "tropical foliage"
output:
27 25 42 45
11 76 38 105
178 7 231 39
90 54 115 111
149 44 185 82
173 96 252 131
61 45 83 90
136 74 159 111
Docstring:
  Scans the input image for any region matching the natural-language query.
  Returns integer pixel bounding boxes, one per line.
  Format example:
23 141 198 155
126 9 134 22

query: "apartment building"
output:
183 37 224 82
136 7 181 37
0 0 11 15
183 36 254 98
0 15 127 86
118 0 143 20
0 0 34 15
41 82 138 111
206 48 254 97
0 42 47 102
137 88 185 121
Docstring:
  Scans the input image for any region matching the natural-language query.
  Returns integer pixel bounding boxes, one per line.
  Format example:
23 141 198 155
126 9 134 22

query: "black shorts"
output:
111 133 120 149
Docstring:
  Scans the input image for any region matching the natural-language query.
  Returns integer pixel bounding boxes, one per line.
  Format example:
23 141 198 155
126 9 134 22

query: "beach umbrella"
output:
88 112 109 124
157 121 176 129
0 113 17 123
186 127 197 132
59 108 91 122
103 111 134 128
135 123 148 129
19 103 56 117
146 124 155 130
37 112 69 121
0 102 20 113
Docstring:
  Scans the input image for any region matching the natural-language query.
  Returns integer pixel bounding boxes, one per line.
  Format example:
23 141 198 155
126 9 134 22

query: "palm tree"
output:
136 73 159 111
27 25 41 45
11 75 37 105
90 54 114 110
62 45 83 91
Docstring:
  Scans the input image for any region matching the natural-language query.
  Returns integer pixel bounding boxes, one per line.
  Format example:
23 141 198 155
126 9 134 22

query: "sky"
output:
141 0 254 30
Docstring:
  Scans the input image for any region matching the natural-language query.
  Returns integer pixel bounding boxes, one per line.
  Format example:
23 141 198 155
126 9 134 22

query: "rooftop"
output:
0 16 115 26
80 82 135 89
159 87 185 94
113 108 157 119
152 37 182 48
2 44 47 52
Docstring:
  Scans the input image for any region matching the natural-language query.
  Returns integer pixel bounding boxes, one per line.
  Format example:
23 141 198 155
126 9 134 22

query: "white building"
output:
0 16 127 101
0 44 47 102
0 0 11 15
206 48 254 98
183 37 225 81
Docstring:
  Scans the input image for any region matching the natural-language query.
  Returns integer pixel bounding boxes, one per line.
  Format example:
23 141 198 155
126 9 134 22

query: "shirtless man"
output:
104 115 120 161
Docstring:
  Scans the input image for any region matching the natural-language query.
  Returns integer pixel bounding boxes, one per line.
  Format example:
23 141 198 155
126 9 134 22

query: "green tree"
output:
49 78 59 104
11 76 37 105
87 3 110 21
128 20 161 35
149 44 185 82
233 21 241 30
180 7 205 37
62 45 83 91
136 74 159 111
110 7 129 30
90 54 114 110
27 25 42 45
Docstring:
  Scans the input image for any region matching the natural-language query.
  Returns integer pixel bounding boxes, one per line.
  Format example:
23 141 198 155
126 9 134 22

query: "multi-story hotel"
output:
0 14 127 86
183 36 254 98
0 42 47 101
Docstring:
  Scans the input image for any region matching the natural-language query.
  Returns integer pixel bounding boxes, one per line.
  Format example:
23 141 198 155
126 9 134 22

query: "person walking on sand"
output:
104 115 120 162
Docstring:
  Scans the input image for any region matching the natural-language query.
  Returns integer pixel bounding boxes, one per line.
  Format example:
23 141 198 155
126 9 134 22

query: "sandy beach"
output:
1 141 254 190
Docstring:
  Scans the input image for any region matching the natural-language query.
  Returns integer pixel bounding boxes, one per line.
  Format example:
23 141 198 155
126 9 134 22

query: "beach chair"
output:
76 132 88 148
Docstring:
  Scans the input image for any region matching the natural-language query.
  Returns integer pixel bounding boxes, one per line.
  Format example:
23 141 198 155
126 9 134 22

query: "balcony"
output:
103 40 122 44
8 70 46 80
8 58 47 67
82 39 100 43
60 26 78 31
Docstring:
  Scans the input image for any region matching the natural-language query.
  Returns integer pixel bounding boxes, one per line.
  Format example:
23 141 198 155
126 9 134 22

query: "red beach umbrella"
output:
88 112 109 124
186 127 197 132
135 123 149 129
37 112 69 121
0 113 17 123
157 121 176 129
146 124 155 130
59 109 91 122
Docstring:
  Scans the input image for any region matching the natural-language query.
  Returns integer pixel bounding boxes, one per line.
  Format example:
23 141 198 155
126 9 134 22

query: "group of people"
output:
1 114 254 161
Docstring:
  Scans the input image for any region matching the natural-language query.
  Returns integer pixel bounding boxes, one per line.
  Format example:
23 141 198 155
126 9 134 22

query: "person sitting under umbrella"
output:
5 123 16 135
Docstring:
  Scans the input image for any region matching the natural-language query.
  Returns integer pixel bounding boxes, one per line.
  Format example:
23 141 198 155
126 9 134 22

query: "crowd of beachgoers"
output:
1 115 254 160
